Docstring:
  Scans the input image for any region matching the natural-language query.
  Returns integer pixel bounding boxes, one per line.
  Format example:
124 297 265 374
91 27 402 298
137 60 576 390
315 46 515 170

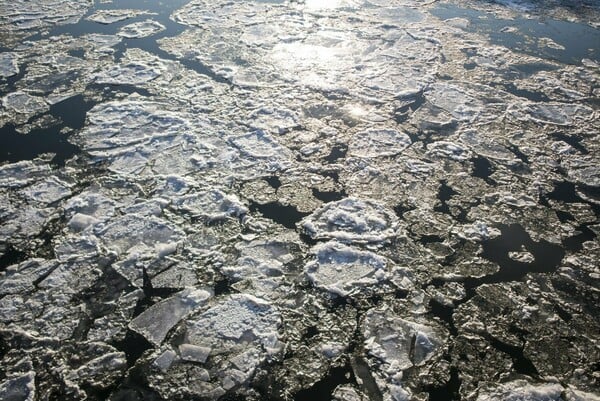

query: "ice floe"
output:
118 20 165 39
301 198 399 244
305 241 388 296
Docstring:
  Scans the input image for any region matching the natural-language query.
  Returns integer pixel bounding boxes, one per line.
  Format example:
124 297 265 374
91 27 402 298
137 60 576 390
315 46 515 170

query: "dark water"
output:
431 3 600 64
249 201 310 229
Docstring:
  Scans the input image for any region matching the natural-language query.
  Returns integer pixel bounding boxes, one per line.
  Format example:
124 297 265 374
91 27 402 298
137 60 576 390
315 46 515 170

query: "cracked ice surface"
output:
0 0 599 400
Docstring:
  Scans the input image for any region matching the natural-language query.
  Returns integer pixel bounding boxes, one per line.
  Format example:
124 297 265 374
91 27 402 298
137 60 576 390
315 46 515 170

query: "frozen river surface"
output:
0 0 599 400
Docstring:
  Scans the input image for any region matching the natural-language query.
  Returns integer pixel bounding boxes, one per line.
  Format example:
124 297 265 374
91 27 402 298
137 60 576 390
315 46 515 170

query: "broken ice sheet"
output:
0 259 58 296
305 241 388 297
0 0 91 45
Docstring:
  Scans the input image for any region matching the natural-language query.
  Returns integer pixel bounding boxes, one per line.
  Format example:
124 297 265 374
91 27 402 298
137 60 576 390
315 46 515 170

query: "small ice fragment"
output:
68 213 100 231
153 349 177 372
179 344 211 363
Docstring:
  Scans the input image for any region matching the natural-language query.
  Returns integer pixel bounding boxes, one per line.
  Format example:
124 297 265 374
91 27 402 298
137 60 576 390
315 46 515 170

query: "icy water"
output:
0 0 599 400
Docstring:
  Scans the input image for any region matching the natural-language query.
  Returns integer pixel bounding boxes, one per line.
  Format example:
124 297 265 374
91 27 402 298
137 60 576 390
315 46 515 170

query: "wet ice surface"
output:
0 0 599 400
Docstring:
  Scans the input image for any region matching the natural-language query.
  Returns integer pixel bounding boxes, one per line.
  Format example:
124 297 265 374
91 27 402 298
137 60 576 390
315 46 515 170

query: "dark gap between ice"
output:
293 364 356 401
0 246 27 272
324 144 348 164
249 201 310 230
312 188 346 203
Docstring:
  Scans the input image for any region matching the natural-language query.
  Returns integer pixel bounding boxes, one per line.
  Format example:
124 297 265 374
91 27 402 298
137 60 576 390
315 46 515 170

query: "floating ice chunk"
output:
564 387 600 401
405 159 436 175
179 344 211 363
184 295 283 379
0 161 50 189
173 189 248 222
118 20 165 38
498 192 537 208
129 288 211 346
153 349 177 372
94 63 162 85
95 214 182 257
349 129 412 158
20 176 71 204
363 308 443 372
54 235 100 262
568 166 600 188
509 249 535 263
475 380 564 401
305 241 388 297
247 106 300 134
301 198 399 244
186 294 280 344
0 53 19 77
2 91 48 114
64 191 117 222
87 9 151 24
0 259 57 296
304 0 365 10
64 349 127 388
321 342 347 359
509 103 594 126
427 83 482 122
0 372 35 401
426 141 471 161
79 98 196 165
228 130 293 173
453 221 501 242
67 213 101 231
229 130 291 160
85 33 123 49
332 385 366 401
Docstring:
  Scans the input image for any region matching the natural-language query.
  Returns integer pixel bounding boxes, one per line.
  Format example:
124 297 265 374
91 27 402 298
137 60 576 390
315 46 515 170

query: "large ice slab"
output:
129 288 211 346
301 198 399 244
173 189 247 222
305 241 388 296
363 308 444 372
349 129 412 158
